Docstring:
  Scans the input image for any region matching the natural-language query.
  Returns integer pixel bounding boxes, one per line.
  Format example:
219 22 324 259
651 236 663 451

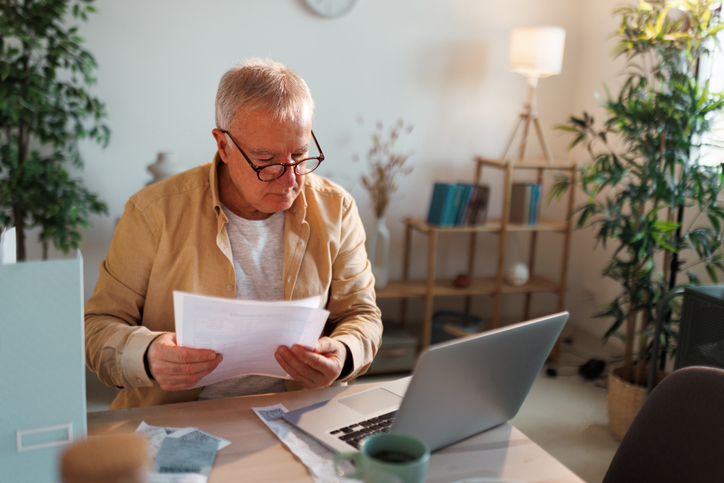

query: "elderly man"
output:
85 59 382 409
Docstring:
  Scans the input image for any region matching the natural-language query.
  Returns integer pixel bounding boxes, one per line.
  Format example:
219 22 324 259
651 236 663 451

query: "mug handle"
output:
334 452 362 479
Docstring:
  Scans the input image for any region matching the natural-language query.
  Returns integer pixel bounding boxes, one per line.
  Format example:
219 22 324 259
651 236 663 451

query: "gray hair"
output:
214 58 314 131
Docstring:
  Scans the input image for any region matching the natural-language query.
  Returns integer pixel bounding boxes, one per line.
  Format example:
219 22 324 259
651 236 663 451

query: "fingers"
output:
313 337 340 356
147 332 223 391
150 363 220 392
275 338 346 389
152 333 218 364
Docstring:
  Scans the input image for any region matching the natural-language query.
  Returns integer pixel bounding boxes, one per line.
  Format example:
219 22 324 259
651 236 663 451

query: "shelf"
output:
501 274 560 293
376 279 494 300
376 274 560 300
475 157 577 171
404 218 503 234
405 218 568 234
507 219 568 232
376 280 427 299
389 157 574 352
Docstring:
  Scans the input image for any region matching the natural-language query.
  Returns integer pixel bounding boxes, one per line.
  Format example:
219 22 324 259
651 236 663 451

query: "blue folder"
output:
0 255 87 482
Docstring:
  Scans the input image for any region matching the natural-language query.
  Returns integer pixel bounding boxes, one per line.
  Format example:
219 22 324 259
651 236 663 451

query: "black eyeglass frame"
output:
220 129 325 182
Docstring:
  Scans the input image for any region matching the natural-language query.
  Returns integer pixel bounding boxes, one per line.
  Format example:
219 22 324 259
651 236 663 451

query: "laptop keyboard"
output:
329 410 398 449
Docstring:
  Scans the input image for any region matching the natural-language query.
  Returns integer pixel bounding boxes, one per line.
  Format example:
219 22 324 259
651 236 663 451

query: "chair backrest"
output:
676 285 724 370
603 366 724 483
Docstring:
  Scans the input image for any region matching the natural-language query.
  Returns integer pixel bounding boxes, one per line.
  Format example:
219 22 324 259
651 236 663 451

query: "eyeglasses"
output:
220 129 325 182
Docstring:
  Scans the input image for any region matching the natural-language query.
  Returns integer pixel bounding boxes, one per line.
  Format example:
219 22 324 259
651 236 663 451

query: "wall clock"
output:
304 0 357 18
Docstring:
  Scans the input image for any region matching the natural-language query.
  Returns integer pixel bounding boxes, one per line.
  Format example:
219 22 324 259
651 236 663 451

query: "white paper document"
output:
173 291 329 388
253 404 353 483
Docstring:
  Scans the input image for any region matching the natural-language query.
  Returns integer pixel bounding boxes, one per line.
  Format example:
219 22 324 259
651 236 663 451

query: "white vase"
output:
147 152 180 185
368 215 391 290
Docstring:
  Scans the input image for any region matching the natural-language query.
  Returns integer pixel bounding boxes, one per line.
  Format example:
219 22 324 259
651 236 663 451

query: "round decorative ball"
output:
506 262 529 286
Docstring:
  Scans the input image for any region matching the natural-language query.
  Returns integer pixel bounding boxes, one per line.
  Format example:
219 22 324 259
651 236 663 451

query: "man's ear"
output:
211 128 230 164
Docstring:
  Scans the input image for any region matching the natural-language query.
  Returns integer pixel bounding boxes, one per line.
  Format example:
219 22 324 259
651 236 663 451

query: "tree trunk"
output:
623 287 637 376
13 42 30 262
635 293 651 386
13 204 26 261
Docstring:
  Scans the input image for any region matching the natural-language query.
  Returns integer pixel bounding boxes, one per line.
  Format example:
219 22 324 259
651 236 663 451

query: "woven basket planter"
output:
607 366 666 441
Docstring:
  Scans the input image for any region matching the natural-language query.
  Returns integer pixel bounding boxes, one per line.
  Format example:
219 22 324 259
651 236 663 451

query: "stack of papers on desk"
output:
173 291 329 388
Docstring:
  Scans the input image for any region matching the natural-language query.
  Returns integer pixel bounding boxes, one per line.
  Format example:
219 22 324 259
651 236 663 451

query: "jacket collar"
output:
209 153 225 220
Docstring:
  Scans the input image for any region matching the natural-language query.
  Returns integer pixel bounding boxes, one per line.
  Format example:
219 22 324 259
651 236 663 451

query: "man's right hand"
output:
146 332 223 391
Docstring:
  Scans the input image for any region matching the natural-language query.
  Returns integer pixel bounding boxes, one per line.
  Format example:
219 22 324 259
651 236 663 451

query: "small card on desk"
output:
155 438 218 477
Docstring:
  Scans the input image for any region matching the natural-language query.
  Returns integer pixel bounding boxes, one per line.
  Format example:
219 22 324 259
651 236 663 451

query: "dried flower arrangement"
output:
354 118 414 218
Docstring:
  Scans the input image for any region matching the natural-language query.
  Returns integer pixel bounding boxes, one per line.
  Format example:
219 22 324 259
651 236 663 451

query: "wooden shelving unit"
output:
376 157 576 351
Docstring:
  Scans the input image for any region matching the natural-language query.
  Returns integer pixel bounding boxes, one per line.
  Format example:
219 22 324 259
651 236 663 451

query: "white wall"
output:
58 0 633 340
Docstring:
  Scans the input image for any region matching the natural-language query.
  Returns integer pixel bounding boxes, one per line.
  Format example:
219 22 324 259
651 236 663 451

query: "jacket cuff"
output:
332 334 367 382
120 328 165 389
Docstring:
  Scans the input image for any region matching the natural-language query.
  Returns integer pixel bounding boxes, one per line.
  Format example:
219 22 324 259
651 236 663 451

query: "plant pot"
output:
606 366 666 441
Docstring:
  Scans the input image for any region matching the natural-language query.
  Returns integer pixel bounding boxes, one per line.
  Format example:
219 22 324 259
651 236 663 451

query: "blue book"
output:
427 183 455 226
528 184 541 226
454 183 475 226
442 184 464 227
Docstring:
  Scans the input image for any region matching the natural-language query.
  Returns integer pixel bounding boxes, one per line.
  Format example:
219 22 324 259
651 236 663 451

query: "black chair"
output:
648 285 724 394
603 366 724 483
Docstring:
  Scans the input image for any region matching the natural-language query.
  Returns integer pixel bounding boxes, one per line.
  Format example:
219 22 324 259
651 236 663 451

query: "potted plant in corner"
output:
0 0 109 261
552 0 724 440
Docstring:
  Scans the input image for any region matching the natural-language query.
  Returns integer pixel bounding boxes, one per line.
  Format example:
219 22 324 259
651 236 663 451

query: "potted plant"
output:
354 118 414 289
0 0 109 261
552 0 724 440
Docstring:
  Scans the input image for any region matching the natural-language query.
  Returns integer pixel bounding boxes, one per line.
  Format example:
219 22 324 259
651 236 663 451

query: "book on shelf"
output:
441 184 464 227
469 185 490 225
426 182 491 227
509 182 541 226
454 183 476 226
528 184 541 226
426 182 456 226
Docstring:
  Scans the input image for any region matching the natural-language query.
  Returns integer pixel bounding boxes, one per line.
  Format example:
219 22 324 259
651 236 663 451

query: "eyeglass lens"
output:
257 159 322 181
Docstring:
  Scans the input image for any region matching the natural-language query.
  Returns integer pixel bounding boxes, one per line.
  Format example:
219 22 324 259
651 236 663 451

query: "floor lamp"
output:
502 26 566 164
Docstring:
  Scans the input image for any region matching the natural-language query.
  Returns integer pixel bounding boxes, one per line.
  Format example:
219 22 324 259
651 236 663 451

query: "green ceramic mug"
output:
334 432 430 483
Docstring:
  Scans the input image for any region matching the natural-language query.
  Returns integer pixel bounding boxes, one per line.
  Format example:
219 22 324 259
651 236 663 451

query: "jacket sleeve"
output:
325 196 383 381
84 200 164 390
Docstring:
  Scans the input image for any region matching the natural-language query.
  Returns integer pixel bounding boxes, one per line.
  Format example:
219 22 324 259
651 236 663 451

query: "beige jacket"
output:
85 154 382 409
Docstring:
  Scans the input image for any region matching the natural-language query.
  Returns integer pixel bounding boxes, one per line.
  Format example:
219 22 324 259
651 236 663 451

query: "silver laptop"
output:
284 311 568 453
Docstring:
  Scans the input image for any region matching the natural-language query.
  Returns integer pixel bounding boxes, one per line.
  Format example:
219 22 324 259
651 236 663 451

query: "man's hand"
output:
146 332 223 391
275 337 347 390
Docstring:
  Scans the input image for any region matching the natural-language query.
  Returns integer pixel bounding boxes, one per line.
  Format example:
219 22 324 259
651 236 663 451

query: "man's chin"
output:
264 200 294 214
266 192 298 211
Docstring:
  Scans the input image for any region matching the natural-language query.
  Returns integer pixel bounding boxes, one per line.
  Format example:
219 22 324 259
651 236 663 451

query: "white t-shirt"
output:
198 205 287 400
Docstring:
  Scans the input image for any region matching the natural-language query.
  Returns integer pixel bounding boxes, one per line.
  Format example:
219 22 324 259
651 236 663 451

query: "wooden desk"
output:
88 381 584 483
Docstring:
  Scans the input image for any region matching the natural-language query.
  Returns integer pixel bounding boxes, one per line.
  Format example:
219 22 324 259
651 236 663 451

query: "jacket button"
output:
137 378 142 384
227 284 233 291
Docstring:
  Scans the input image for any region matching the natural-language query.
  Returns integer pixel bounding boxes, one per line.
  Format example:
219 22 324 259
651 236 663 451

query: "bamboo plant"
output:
0 0 109 260
552 0 724 386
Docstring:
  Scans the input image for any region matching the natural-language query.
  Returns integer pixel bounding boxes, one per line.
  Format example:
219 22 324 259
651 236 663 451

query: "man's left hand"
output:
275 337 347 389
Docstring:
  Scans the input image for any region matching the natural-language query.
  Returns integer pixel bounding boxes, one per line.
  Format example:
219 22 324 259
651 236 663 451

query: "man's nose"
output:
277 164 297 186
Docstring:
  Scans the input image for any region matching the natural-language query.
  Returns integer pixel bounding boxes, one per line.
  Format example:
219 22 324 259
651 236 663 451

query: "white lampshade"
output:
509 26 566 78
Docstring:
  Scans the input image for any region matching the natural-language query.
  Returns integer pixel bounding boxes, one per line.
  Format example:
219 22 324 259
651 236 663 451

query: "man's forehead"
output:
236 103 312 125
